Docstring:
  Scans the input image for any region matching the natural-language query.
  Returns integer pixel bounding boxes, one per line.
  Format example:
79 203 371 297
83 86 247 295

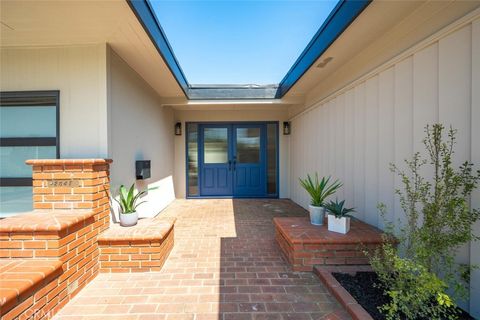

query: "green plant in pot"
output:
299 174 342 225
324 199 355 234
114 183 148 227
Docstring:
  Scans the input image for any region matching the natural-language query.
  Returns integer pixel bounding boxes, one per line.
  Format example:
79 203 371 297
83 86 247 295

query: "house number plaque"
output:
47 180 80 188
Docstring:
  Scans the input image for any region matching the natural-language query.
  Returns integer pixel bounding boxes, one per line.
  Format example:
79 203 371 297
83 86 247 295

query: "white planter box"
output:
328 214 350 234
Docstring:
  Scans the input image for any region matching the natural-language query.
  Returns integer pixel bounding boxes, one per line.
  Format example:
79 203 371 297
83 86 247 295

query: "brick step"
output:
0 209 107 319
98 217 176 272
0 209 97 260
0 259 63 319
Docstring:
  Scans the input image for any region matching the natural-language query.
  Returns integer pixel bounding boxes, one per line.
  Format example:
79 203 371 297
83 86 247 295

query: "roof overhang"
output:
127 0 370 100
0 0 184 98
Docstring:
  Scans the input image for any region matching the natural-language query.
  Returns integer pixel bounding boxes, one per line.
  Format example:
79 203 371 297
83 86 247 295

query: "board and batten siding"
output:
290 16 480 315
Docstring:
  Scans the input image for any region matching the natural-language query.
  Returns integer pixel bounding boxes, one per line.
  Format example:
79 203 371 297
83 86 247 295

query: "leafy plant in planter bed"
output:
370 124 480 320
299 174 342 225
370 241 456 319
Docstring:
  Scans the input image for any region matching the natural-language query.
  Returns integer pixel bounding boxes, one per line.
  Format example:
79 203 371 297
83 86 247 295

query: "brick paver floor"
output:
55 199 351 320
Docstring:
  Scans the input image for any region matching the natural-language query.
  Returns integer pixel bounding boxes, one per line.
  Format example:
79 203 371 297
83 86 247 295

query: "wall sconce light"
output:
283 121 291 135
174 122 182 136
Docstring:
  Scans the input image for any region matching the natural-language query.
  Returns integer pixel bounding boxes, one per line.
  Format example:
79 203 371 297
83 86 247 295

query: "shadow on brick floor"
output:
217 199 349 320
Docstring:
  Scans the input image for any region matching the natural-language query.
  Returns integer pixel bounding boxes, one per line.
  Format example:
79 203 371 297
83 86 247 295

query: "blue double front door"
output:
199 123 267 197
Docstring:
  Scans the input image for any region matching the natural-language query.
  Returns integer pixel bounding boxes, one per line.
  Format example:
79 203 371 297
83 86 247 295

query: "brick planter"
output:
0 159 113 320
273 217 386 271
0 158 177 319
314 266 374 320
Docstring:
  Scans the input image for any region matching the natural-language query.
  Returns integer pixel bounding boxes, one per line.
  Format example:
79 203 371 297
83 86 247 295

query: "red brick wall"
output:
275 229 379 272
27 159 112 234
0 159 112 320
1 159 175 319
98 228 174 273
0 218 102 319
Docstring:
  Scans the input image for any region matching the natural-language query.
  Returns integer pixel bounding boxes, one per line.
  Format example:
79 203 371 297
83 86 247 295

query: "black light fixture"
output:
283 121 291 135
174 122 182 135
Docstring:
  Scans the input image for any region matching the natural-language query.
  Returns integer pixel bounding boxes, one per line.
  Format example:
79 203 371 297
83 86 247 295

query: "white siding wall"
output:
470 18 480 318
108 49 175 218
289 18 480 315
0 45 109 157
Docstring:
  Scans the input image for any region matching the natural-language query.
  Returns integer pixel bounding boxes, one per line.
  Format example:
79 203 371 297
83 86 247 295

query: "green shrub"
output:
388 124 480 299
370 124 480 319
370 241 457 320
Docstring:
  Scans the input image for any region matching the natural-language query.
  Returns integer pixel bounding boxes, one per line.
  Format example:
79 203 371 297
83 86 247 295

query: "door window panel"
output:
187 123 199 196
266 123 278 195
204 127 228 163
236 127 260 163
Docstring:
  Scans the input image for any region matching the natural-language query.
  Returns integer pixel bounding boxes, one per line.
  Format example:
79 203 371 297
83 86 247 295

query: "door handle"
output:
228 160 232 171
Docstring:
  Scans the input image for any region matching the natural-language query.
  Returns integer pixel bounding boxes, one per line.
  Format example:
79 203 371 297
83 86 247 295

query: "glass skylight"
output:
150 0 339 85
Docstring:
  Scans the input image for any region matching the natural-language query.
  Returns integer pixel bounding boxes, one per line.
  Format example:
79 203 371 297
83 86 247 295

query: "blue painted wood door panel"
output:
232 124 266 197
199 124 233 196
198 123 267 197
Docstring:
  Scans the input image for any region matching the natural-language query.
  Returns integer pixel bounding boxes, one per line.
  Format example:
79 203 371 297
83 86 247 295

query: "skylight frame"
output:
127 0 371 100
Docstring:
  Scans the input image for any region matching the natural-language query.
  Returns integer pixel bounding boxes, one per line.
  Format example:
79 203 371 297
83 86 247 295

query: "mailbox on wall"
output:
135 160 151 180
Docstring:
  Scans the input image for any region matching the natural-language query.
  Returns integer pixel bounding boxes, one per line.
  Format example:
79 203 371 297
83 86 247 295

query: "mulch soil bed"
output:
332 271 474 320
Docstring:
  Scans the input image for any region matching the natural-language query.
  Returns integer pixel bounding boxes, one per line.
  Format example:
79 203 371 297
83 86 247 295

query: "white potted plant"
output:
114 183 148 227
325 199 355 234
299 174 342 225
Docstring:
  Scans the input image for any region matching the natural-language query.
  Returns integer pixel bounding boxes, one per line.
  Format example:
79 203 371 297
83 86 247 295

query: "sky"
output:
150 0 339 85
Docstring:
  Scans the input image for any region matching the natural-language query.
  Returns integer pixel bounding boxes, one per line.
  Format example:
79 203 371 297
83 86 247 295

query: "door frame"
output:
185 121 279 199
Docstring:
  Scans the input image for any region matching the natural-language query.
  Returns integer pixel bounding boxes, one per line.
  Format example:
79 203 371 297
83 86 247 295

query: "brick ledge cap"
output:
0 259 63 313
273 216 386 244
25 158 113 166
314 265 374 320
0 209 95 233
98 217 176 242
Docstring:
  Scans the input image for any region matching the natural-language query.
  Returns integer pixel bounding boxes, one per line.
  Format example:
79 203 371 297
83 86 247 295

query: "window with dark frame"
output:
0 91 59 217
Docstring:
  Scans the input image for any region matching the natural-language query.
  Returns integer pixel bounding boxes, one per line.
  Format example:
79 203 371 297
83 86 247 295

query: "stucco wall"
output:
0 44 109 157
173 108 290 199
107 48 175 218
289 16 480 315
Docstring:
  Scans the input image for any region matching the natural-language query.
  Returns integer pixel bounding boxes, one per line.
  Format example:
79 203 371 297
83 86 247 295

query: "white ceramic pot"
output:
119 211 138 227
328 214 350 234
308 205 325 225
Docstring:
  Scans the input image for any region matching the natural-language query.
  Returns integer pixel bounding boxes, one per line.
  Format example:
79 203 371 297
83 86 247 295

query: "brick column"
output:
25 159 113 232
